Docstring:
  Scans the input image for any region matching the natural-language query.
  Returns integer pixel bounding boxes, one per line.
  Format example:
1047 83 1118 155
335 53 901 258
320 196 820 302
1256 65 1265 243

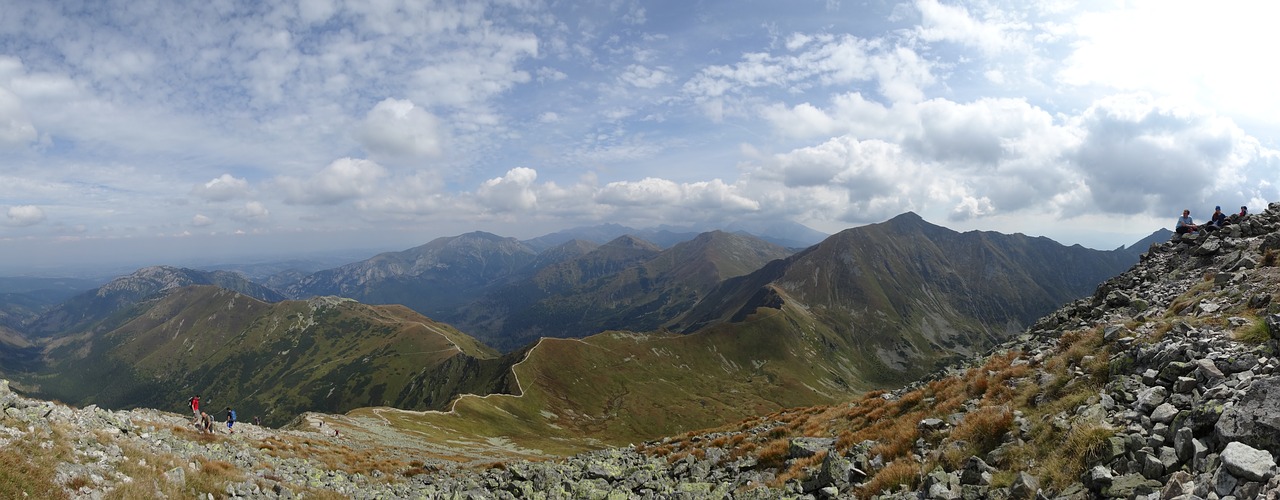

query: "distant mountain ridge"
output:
24 265 283 339
519 220 827 252
284 231 539 319
449 230 794 350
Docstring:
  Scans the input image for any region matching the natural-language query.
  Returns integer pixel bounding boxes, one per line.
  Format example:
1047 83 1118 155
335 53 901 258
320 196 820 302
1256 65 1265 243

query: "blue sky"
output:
2 0 1279 273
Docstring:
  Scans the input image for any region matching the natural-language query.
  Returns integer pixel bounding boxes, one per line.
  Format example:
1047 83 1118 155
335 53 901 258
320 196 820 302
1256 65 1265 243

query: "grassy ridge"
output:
32 286 505 426
348 299 882 457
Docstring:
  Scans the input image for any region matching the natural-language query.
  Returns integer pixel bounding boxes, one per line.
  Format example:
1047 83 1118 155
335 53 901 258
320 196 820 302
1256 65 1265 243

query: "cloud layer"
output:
1 0 1277 266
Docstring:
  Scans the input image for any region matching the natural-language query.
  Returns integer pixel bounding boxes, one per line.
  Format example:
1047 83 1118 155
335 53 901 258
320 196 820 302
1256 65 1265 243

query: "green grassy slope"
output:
344 297 872 458
31 286 508 426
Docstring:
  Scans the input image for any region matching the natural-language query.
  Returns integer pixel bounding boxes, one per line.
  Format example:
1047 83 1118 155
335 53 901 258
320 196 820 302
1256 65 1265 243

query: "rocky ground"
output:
7 204 1280 499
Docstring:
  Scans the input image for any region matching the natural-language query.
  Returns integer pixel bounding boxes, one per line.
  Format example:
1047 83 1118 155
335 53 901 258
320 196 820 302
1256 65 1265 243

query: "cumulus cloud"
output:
1070 94 1279 216
596 177 758 212
232 201 270 221
914 0 1028 56
6 205 45 226
356 98 445 162
475 167 539 212
191 174 251 201
277 158 388 205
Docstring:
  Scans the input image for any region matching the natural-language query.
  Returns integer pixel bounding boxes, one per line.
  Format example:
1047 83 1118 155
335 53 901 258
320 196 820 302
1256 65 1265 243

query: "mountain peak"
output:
602 234 661 252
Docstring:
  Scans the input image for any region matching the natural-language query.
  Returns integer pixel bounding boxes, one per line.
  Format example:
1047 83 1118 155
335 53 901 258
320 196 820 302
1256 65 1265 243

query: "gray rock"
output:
1105 473 1160 498
1150 403 1179 424
1084 466 1112 491
1215 378 1280 452
788 437 835 459
1137 386 1170 413
1221 441 1275 482
1009 472 1039 499
959 456 994 486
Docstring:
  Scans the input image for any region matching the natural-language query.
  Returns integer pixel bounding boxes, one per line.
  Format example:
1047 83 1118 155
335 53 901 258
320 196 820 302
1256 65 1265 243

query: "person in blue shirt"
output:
225 407 237 434
1176 209 1199 234
1205 206 1228 232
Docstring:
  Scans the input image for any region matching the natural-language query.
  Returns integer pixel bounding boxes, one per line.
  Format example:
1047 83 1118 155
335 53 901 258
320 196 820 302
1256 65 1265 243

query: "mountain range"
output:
0 212 1154 439
7 205 1265 499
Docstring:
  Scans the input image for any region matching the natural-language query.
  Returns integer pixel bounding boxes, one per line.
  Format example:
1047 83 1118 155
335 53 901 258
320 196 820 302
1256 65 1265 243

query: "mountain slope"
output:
450 231 794 350
23 266 283 339
672 212 1137 383
29 286 512 426
285 231 538 318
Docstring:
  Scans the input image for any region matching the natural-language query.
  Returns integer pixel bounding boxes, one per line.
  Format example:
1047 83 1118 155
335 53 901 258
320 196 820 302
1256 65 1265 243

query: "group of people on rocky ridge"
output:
1175 205 1248 235
187 394 237 434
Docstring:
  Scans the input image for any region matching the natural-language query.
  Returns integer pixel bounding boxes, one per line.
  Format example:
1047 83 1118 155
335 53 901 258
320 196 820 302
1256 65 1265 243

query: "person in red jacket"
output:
188 395 200 425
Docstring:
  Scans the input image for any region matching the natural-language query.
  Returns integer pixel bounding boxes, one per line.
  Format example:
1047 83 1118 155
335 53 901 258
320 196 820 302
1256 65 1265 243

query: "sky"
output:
2 0 1279 275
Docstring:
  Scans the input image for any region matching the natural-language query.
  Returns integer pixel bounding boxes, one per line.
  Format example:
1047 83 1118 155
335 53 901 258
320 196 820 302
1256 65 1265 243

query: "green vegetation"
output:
31 286 506 427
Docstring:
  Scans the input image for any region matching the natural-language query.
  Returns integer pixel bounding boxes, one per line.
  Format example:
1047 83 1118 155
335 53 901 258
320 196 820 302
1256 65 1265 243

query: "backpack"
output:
229 410 237 422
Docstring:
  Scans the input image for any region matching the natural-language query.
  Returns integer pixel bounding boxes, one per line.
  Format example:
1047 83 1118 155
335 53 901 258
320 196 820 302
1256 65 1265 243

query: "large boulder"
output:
1221 441 1276 482
1216 378 1280 453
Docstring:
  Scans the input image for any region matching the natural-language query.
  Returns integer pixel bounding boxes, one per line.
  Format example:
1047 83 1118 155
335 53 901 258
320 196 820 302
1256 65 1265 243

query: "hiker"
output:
1175 209 1199 235
254 416 261 426
188 394 200 425
225 407 237 434
199 411 213 433
1202 206 1227 232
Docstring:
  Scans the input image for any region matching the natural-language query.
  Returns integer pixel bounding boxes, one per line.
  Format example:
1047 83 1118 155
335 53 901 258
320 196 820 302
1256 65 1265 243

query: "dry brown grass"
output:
939 405 1013 468
0 424 72 500
861 457 920 496
754 438 792 469
770 450 828 487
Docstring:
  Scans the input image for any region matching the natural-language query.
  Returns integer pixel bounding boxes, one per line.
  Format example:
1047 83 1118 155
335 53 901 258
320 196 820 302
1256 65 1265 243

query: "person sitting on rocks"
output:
1175 209 1199 235
1205 206 1228 232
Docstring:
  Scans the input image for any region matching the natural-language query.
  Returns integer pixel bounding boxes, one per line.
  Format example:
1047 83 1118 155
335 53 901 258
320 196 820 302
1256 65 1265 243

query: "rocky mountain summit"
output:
7 205 1280 499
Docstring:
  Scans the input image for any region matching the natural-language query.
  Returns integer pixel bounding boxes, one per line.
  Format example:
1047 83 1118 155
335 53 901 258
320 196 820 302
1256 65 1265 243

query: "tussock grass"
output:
0 427 70 500
860 458 920 496
1235 316 1271 344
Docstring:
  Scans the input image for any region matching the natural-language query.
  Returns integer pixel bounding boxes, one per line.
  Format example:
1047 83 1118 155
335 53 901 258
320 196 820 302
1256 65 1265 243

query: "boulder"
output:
788 438 834 459
1221 441 1276 482
1215 378 1280 452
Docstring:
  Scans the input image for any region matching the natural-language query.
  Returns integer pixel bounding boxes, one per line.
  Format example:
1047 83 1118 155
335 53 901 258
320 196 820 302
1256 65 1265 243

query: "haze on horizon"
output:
2 0 1279 276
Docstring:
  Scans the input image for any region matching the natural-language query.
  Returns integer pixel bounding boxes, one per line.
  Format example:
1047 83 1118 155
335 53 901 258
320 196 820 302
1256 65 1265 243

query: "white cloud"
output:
1059 2 1280 132
277 158 388 205
6 205 45 226
0 86 37 148
232 201 270 222
914 0 1028 56
619 65 673 89
191 214 214 227
537 112 560 123
191 174 251 201
356 98 445 162
1069 94 1280 216
475 167 539 212
683 33 934 110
